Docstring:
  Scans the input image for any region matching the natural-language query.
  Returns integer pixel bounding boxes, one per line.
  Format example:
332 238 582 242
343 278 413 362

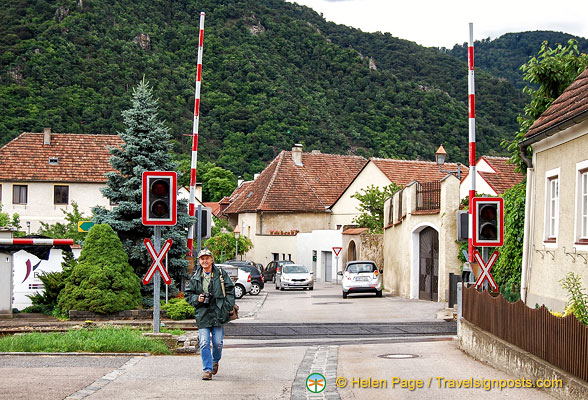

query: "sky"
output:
286 0 588 48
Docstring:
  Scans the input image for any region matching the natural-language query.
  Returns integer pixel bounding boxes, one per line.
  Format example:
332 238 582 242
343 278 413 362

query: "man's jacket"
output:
185 264 235 328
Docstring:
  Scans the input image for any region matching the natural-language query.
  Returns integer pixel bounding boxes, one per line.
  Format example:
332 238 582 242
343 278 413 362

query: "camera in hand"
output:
202 292 213 306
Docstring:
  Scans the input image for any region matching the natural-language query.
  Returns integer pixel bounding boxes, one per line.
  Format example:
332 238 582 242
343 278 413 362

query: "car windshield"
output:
346 263 376 273
283 265 308 274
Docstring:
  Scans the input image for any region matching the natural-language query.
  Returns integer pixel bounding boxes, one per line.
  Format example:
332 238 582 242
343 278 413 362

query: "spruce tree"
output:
94 79 192 291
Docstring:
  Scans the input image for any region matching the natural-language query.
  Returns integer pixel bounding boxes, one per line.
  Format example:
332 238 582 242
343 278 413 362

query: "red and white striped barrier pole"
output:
0 238 74 245
187 11 205 256
468 23 476 264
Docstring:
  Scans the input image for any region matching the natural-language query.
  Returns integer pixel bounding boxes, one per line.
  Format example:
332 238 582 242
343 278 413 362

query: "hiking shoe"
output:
212 362 219 375
202 371 212 380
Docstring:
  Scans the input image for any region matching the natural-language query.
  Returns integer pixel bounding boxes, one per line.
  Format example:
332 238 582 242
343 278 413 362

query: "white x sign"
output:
474 250 499 291
143 238 173 285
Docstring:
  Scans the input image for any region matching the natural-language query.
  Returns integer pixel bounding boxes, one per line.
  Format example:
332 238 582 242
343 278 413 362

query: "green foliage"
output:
204 232 253 263
93 79 191 286
0 327 172 354
503 39 588 172
37 202 89 244
492 183 526 293
0 204 21 232
211 216 231 237
351 184 402 233
57 224 142 314
175 158 237 202
559 272 588 326
160 298 194 320
0 0 525 176
28 250 78 315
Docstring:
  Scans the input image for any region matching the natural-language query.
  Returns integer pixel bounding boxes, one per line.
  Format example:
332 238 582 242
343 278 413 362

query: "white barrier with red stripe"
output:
187 11 206 256
467 23 476 264
0 238 74 245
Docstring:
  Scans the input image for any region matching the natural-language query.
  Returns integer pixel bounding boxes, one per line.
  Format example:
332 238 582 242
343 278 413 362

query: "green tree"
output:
493 183 526 300
204 232 253 263
504 39 588 172
37 202 89 244
57 224 142 314
351 184 402 233
93 79 192 285
0 204 21 232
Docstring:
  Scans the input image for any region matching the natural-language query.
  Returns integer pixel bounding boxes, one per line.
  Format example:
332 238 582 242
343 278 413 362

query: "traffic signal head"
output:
142 171 177 226
472 197 503 246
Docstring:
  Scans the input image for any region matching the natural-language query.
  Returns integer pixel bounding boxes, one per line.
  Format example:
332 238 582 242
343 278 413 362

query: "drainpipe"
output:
520 167 535 303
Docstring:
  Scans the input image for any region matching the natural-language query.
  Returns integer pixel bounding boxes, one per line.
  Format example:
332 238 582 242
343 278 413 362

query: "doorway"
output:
418 227 439 301
322 251 332 282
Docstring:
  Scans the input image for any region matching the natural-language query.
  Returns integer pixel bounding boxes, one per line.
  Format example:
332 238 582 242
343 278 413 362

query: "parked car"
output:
216 264 252 300
337 261 383 299
276 264 314 291
264 259 294 282
229 262 264 295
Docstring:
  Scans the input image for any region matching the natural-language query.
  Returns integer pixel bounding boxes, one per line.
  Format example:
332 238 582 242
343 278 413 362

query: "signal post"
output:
142 171 177 333
471 197 504 291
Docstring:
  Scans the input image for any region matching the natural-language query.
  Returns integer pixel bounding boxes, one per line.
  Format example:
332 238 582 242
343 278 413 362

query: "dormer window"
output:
49 157 59 165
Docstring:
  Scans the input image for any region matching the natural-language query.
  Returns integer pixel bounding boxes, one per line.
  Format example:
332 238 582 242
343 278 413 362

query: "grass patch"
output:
0 327 173 354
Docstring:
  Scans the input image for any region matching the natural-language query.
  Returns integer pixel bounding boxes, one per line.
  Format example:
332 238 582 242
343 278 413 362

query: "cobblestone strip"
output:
291 345 340 400
64 356 143 399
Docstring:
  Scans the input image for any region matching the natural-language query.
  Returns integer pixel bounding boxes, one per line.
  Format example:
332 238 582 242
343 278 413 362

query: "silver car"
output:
276 264 314 290
338 261 383 298
217 264 252 299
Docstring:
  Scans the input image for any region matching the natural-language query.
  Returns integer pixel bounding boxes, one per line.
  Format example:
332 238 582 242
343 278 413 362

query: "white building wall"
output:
1 181 111 233
330 162 391 227
296 229 343 282
459 159 497 200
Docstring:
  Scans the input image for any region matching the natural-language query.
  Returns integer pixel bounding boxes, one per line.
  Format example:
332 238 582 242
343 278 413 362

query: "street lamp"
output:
435 145 462 181
233 225 240 260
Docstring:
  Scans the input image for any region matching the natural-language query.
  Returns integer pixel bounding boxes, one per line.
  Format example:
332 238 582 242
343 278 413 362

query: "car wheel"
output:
342 291 347 299
234 284 245 300
376 290 382 297
250 282 261 296
280 286 285 291
309 287 314 291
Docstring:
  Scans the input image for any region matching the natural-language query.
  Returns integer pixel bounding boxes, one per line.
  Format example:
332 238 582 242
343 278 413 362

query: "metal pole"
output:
165 254 168 304
197 205 202 255
153 226 161 334
187 12 206 256
235 238 238 259
468 23 477 264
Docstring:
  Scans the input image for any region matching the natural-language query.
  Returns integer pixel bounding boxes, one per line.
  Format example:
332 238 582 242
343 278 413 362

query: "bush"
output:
57 224 142 314
160 298 194 320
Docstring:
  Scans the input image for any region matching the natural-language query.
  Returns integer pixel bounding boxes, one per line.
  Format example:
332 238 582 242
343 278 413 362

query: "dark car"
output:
227 261 264 295
263 260 294 283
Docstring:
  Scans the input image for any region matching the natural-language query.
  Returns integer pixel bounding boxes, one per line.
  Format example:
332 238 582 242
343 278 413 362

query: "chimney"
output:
43 128 51 145
292 144 303 166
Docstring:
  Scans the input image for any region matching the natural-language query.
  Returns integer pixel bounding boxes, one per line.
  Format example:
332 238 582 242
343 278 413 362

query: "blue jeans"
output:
198 326 224 372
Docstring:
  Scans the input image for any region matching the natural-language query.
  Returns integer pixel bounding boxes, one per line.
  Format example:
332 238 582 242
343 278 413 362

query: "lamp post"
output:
233 225 240 260
435 145 462 181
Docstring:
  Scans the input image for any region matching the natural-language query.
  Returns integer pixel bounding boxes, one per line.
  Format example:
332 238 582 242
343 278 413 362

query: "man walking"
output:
186 248 235 380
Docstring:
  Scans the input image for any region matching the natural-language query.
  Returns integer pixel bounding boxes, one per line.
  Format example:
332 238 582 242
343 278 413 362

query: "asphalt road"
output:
0 282 555 399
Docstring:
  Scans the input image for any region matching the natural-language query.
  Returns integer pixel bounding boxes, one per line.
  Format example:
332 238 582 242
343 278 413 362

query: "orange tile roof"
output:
203 202 221 217
224 151 367 214
0 132 122 183
478 156 524 195
371 158 468 185
342 227 368 235
526 67 588 138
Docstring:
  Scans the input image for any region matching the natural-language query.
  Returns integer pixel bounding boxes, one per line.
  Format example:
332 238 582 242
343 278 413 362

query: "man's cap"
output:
198 248 213 259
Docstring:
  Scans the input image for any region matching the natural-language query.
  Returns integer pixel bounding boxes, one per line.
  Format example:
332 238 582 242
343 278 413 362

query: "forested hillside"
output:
0 0 555 177
446 31 588 90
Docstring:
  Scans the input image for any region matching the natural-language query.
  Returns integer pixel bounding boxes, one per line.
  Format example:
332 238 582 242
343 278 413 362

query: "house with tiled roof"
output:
0 129 122 233
459 156 524 199
223 144 367 277
519 67 588 311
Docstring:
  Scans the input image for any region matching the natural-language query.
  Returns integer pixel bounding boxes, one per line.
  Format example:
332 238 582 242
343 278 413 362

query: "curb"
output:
0 352 151 356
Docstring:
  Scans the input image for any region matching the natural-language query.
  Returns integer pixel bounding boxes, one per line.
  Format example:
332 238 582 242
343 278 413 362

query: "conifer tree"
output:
94 79 192 288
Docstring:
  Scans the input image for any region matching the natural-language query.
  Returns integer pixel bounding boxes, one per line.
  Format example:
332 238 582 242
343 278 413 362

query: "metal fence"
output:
416 181 440 211
463 285 588 382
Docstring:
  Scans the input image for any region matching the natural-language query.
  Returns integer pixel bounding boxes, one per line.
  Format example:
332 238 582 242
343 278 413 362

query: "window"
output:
580 170 588 240
12 185 27 204
54 185 69 204
547 176 559 240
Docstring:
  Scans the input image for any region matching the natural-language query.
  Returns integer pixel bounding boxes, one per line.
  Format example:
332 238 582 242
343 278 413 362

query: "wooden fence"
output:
463 285 588 382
